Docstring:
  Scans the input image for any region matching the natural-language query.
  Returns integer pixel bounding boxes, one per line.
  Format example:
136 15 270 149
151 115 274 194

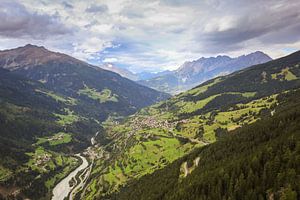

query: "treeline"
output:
176 51 300 119
0 70 100 199
108 90 300 200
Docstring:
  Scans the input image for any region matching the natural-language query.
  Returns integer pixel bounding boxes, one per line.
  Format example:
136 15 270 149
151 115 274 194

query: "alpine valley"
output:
0 44 169 199
1 1 300 200
1 43 299 200
82 49 300 200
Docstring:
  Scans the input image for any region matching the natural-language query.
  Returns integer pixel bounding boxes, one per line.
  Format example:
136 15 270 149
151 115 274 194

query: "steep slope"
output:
0 45 169 199
139 51 272 94
0 68 100 199
82 51 299 199
111 89 300 200
0 44 170 121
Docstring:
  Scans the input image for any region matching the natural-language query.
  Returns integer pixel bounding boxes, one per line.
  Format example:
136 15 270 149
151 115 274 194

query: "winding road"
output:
52 154 89 200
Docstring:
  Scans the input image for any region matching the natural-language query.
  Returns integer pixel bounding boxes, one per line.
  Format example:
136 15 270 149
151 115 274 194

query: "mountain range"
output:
0 44 169 199
0 44 170 120
138 51 272 94
111 89 300 200
81 50 300 199
100 63 173 81
0 45 299 200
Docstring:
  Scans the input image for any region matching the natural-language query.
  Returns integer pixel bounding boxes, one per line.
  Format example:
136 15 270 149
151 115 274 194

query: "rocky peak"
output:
0 44 83 71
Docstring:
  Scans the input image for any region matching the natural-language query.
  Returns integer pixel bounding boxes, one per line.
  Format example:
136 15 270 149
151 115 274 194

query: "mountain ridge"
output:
0 44 170 199
109 89 300 200
0 44 87 70
138 51 272 94
0 45 299 199
0 44 170 121
81 50 299 199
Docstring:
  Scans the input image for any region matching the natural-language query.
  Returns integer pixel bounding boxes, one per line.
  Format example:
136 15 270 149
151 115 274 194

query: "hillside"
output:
139 51 272 94
81 51 300 199
0 68 100 199
2 1 299 200
0 44 170 121
0 46 299 199
0 45 169 199
111 89 300 200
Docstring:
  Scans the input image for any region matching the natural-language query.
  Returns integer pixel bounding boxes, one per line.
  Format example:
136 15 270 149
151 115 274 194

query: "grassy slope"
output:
83 51 300 199
0 46 170 199
111 89 300 200
0 70 98 199
78 85 119 103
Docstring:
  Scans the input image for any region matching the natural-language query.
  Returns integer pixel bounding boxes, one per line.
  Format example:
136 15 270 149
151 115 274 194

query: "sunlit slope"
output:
111 89 300 200
0 69 98 199
83 51 300 199
0 44 170 121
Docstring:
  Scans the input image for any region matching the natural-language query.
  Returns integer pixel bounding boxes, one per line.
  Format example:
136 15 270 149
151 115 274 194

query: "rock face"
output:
0 44 83 70
138 51 272 94
0 44 170 120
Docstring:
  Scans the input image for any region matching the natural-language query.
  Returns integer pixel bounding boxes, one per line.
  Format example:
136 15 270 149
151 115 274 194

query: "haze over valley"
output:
0 0 299 200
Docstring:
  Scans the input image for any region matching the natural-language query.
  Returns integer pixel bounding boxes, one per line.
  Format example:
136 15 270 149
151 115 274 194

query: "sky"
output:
0 0 300 73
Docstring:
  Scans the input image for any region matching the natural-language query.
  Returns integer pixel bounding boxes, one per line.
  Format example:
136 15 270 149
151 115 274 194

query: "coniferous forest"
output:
109 90 300 200
1 1 300 199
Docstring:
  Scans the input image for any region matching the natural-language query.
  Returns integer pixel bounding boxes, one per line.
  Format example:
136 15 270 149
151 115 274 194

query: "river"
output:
52 154 88 200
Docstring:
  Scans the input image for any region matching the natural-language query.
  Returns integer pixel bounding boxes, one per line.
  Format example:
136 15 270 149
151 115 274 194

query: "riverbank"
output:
52 154 89 200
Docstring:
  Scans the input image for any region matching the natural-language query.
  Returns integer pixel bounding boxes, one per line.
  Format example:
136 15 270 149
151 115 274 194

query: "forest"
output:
109 90 300 200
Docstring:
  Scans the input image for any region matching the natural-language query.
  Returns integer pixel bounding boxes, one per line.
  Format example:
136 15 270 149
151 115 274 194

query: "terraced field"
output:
82 53 300 199
78 85 119 103
35 132 72 146
24 146 79 191
36 89 77 105
83 90 281 199
54 108 81 126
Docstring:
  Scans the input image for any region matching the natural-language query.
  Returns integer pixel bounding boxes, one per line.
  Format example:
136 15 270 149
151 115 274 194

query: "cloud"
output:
103 57 118 63
86 4 108 13
192 0 300 54
1 0 300 72
0 1 72 39
63 1 74 9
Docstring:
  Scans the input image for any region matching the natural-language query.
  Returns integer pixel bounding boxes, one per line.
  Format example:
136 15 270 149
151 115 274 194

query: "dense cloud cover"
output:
0 1 71 39
0 0 299 72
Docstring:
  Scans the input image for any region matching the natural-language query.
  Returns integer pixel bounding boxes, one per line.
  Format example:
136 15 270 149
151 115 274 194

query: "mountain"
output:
0 68 100 199
139 51 272 94
0 44 170 121
81 51 300 199
136 70 173 80
100 63 139 81
0 44 170 199
0 46 298 199
111 89 300 200
99 63 173 81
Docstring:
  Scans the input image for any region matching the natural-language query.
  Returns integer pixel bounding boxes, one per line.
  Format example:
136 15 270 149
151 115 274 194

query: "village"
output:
47 133 65 142
129 115 189 132
34 153 52 168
